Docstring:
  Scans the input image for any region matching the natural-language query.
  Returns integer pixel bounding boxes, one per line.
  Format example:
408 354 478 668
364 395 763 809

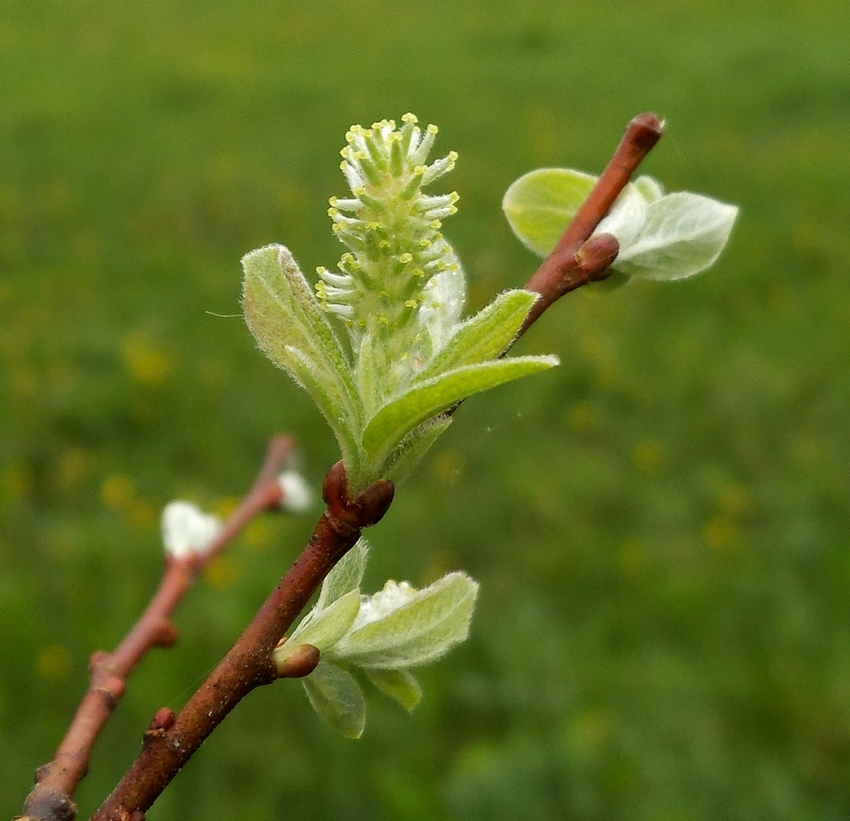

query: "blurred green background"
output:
2 0 849 818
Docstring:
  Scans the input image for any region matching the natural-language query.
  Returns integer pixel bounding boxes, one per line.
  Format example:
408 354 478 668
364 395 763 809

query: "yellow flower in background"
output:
121 331 176 386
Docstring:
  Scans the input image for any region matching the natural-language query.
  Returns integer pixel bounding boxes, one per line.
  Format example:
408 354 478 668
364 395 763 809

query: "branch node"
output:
94 676 126 706
575 233 619 280
143 708 176 749
322 461 395 532
17 789 77 821
153 621 180 648
149 707 176 733
273 642 321 678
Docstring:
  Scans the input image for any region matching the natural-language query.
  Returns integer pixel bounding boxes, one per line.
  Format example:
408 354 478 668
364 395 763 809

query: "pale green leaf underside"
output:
502 168 595 256
280 347 361 473
634 174 664 202
302 661 365 739
331 572 478 669
316 539 368 610
503 169 738 282
418 289 539 381
594 182 647 250
287 589 361 652
242 245 353 387
614 192 739 281
366 668 422 712
363 356 559 458
242 244 363 464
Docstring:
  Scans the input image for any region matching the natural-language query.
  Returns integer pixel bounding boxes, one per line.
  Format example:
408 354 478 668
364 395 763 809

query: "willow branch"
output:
19 435 297 821
519 112 664 334
30 112 662 821
92 463 394 821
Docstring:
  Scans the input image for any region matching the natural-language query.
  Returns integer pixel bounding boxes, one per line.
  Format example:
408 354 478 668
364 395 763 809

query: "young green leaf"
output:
242 245 363 449
329 572 478 669
502 168 596 256
302 661 366 739
280 347 362 476
365 668 422 712
383 416 453 486
503 168 738 283
362 356 559 461
243 245 352 381
283 589 361 654
417 289 539 381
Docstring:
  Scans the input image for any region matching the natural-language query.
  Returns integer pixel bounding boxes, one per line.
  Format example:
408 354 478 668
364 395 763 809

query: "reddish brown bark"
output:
92 464 393 821
19 436 297 821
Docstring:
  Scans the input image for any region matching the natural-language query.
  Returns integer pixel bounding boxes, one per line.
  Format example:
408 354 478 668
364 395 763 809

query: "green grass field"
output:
3 1 850 818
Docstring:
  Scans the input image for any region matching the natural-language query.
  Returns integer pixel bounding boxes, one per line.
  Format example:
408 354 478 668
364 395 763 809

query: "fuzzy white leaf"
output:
161 502 222 560
594 182 648 251
634 174 664 202
328 572 479 669
418 252 466 354
614 192 739 281
316 539 369 610
277 470 313 513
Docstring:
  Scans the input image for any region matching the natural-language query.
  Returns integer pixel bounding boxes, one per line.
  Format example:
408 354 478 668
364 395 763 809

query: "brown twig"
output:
19 435 297 821
92 463 394 821
28 112 662 821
